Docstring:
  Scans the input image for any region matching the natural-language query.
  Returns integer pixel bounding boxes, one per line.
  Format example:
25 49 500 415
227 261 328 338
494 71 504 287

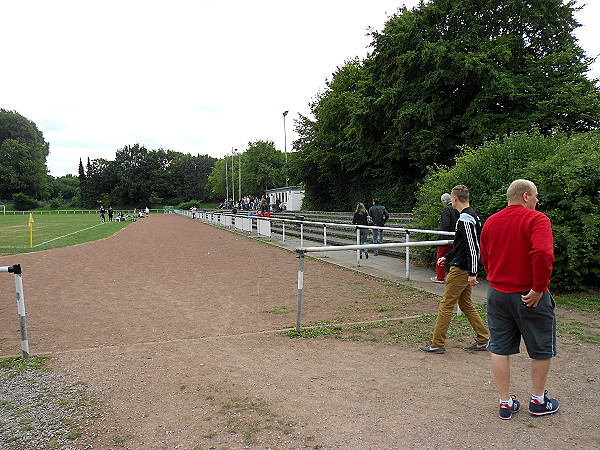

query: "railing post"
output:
296 251 306 332
282 221 286 243
405 231 410 280
323 224 327 247
356 228 361 266
300 223 304 248
1 264 30 358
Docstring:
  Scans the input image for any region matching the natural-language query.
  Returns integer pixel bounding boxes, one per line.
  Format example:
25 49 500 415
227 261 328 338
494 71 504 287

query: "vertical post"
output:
296 252 305 332
323 225 327 247
11 265 29 358
356 228 361 266
29 213 34 248
231 149 235 206
405 231 410 280
225 157 229 205
282 221 286 243
300 223 304 248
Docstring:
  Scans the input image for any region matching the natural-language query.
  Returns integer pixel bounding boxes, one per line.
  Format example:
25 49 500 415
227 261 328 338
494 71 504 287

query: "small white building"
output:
266 186 305 211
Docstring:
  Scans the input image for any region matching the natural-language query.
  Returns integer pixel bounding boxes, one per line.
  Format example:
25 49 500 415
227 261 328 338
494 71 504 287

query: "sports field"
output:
0 214 130 254
0 214 598 448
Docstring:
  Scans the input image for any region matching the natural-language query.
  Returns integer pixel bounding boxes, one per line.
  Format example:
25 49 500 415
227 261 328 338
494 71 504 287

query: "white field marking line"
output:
4 315 423 358
33 223 104 247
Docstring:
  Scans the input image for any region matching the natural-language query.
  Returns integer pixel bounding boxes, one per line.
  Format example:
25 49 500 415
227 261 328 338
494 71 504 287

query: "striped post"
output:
1 264 29 358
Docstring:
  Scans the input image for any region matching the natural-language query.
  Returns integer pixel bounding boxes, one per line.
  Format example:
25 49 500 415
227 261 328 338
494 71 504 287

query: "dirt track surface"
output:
0 214 598 449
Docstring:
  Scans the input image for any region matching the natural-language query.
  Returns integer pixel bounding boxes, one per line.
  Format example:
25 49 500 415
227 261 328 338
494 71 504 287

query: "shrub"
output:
412 131 600 293
177 200 203 210
12 192 39 211
528 133 600 292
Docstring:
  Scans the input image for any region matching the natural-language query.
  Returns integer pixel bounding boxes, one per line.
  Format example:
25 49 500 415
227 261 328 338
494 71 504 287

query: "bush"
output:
177 200 203 210
412 131 600 293
528 133 600 292
12 192 39 211
49 195 63 209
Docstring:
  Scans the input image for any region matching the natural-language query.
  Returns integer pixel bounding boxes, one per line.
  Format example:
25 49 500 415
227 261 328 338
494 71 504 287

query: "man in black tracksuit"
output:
420 184 489 353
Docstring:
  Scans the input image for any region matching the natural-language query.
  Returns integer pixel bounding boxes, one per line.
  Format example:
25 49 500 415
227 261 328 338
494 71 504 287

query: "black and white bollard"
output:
1 264 29 358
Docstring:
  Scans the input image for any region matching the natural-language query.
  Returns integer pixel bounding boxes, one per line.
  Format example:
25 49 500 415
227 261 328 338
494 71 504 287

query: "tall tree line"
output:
79 144 217 208
291 0 600 211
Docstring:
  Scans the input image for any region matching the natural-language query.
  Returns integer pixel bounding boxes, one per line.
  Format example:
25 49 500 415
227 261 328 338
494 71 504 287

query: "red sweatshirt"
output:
481 205 554 293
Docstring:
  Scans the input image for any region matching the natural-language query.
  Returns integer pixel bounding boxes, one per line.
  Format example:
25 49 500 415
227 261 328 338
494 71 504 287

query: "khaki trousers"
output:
432 266 489 349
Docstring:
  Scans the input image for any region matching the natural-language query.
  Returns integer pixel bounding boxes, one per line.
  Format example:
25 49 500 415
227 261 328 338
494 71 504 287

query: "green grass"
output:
0 356 48 372
0 214 131 254
554 292 600 312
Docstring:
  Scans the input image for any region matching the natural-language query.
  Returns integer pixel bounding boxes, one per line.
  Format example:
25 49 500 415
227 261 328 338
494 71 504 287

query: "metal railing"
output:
177 209 454 279
0 208 166 215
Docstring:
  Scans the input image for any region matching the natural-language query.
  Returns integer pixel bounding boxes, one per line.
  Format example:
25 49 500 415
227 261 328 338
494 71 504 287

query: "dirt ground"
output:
0 214 598 449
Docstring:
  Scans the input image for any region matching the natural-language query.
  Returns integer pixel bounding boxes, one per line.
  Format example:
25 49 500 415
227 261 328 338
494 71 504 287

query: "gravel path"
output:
0 364 95 449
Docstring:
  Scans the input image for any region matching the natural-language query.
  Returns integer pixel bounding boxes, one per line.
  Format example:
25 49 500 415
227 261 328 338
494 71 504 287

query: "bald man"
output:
481 179 559 420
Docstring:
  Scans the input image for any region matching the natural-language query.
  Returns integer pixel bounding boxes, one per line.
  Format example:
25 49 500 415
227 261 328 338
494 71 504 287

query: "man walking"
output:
419 185 489 354
481 179 559 420
368 198 389 256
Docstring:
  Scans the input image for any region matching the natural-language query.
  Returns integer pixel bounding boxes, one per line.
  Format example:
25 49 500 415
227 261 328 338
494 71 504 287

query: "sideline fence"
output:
176 209 454 280
0 208 167 215
177 209 458 332
0 264 29 358
293 240 453 332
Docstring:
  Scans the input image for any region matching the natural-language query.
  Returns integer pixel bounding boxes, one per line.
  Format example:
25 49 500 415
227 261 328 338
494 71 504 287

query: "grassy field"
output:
0 214 132 255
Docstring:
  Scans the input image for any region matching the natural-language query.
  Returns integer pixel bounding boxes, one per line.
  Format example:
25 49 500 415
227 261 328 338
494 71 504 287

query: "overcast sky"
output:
2 0 599 177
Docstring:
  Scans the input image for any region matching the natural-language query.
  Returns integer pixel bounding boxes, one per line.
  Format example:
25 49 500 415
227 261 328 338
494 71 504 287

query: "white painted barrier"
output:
0 264 30 358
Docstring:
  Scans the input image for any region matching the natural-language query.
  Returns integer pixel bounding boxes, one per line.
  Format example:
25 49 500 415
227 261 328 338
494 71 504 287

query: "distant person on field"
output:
431 193 459 283
352 202 370 259
99 205 106 223
108 206 114 222
145 206 150 215
368 198 389 256
481 179 559 420
420 184 489 354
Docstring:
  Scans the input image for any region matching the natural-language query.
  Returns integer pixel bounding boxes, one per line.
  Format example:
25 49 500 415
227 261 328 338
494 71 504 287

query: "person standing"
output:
431 193 458 283
99 205 106 223
108 206 114 222
368 198 389 256
352 203 369 259
420 185 489 354
481 179 559 420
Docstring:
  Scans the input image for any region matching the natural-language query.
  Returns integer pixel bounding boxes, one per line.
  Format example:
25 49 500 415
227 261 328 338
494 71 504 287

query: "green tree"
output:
207 141 286 201
50 174 79 203
0 110 50 199
293 0 600 210
242 140 286 195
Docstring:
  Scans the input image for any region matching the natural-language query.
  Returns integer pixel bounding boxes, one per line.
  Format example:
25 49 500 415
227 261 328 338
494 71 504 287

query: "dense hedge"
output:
413 131 599 293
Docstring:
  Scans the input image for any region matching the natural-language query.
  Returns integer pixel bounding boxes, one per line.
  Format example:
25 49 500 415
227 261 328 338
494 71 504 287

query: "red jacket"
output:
481 205 554 293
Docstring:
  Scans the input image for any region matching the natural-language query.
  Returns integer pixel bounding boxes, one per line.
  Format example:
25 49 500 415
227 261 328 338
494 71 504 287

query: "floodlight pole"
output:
231 148 235 205
225 156 229 206
238 150 241 200
283 110 289 186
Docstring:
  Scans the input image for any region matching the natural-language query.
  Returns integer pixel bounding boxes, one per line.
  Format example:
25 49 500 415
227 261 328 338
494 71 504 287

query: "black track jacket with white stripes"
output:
444 206 482 276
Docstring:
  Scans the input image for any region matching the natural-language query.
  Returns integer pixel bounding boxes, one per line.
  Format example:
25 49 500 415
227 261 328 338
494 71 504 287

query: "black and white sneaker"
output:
419 343 446 354
463 341 488 351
